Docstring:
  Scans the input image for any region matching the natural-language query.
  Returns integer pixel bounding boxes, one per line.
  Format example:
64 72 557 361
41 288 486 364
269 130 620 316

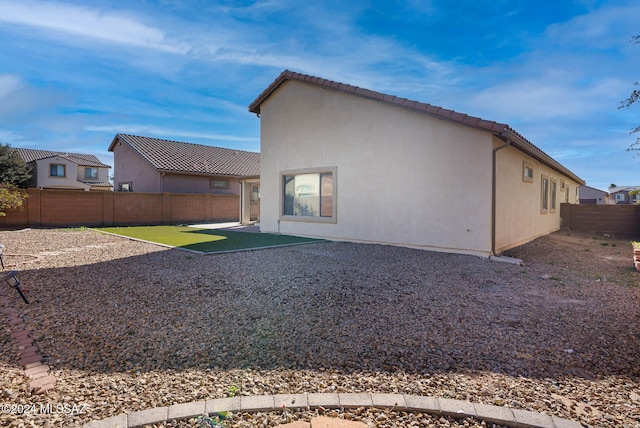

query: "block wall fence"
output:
0 189 239 228
560 203 640 238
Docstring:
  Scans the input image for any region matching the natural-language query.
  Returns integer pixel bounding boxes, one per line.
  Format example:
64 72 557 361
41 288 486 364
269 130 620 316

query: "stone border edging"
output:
81 393 582 428
0 280 56 394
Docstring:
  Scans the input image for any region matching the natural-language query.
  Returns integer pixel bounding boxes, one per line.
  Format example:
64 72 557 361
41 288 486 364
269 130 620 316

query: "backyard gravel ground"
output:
0 227 639 428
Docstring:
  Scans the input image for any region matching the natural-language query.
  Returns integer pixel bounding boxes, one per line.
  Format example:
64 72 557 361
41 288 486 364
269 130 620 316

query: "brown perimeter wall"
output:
0 189 239 228
560 203 640 238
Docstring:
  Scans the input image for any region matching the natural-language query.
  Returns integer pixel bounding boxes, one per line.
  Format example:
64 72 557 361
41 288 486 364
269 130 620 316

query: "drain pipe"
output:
491 138 510 256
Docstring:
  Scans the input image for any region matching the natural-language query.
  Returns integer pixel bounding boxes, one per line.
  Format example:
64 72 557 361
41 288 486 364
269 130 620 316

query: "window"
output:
210 179 230 189
616 193 625 202
120 182 132 192
282 167 336 221
522 161 534 183
541 174 549 213
550 179 557 212
50 164 65 177
84 167 98 179
251 185 259 204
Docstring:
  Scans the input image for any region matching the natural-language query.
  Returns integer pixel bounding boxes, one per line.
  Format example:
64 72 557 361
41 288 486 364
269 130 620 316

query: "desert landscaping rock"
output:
0 228 638 427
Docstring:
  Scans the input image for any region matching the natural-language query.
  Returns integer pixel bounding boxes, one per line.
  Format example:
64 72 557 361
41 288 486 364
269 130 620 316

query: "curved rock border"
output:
82 393 581 428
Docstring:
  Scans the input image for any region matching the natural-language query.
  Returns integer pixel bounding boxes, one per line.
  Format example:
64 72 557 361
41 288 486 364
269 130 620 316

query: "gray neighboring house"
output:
14 148 112 191
108 133 261 222
578 186 612 204
608 185 640 204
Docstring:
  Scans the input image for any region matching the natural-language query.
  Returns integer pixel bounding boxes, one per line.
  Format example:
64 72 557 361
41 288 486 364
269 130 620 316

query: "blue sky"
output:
0 0 638 191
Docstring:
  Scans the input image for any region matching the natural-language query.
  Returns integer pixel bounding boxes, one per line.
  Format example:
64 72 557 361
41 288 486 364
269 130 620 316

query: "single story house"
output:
108 133 261 222
14 148 112 191
249 70 585 257
578 185 613 204
608 185 640 204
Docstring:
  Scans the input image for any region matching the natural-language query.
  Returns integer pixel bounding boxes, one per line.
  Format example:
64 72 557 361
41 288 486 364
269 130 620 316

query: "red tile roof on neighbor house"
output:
249 70 584 185
14 148 109 168
109 134 260 177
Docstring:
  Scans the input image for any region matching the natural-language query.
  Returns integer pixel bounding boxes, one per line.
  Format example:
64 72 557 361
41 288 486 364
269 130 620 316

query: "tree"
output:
0 143 32 187
0 143 31 216
0 184 26 216
620 36 640 156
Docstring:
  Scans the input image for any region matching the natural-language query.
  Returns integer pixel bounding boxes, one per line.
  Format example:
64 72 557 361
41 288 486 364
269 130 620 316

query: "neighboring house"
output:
608 185 640 204
108 134 261 222
578 186 613 204
14 148 112 191
249 70 585 257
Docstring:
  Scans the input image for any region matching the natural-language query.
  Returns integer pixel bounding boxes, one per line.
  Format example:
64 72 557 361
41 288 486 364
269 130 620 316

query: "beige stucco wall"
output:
35 157 88 190
74 163 110 184
494 144 580 253
259 80 495 256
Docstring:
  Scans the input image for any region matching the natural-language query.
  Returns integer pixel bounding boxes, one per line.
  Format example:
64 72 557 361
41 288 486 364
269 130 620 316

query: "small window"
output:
210 179 230 189
251 185 259 204
50 164 65 177
541 174 549 213
550 179 557 212
120 182 132 192
523 161 533 183
615 193 625 202
85 167 98 179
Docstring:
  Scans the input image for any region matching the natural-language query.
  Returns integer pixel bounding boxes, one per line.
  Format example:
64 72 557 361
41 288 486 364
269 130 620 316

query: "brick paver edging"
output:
0 279 56 394
81 393 582 428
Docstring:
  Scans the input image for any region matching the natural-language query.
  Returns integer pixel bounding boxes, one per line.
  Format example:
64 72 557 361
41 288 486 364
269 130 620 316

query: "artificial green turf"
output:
96 225 322 253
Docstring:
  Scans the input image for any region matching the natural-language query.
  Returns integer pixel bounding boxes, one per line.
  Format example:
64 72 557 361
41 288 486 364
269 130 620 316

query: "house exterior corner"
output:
257 79 494 257
251 71 584 257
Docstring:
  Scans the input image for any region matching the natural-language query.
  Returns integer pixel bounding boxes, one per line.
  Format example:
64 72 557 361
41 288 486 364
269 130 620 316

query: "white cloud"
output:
0 74 23 99
465 76 627 122
544 4 640 49
0 0 188 53
85 125 259 144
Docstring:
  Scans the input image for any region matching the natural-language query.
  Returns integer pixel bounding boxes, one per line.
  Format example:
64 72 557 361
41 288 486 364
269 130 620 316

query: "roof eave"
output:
499 129 585 186
156 169 258 179
249 70 292 114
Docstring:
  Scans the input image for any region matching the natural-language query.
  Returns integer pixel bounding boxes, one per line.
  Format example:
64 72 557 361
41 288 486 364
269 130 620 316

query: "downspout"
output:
491 138 511 256
160 172 165 193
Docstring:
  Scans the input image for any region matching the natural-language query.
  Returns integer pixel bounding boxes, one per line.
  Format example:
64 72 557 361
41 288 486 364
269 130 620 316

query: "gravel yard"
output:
0 228 639 427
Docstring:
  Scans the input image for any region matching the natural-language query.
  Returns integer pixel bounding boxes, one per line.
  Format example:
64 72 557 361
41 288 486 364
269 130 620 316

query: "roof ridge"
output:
248 69 584 185
116 133 258 155
110 134 260 177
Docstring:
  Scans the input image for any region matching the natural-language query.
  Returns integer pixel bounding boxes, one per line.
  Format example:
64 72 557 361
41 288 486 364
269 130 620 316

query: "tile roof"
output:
80 181 113 188
249 70 584 185
109 134 260 177
14 148 109 168
609 185 640 193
